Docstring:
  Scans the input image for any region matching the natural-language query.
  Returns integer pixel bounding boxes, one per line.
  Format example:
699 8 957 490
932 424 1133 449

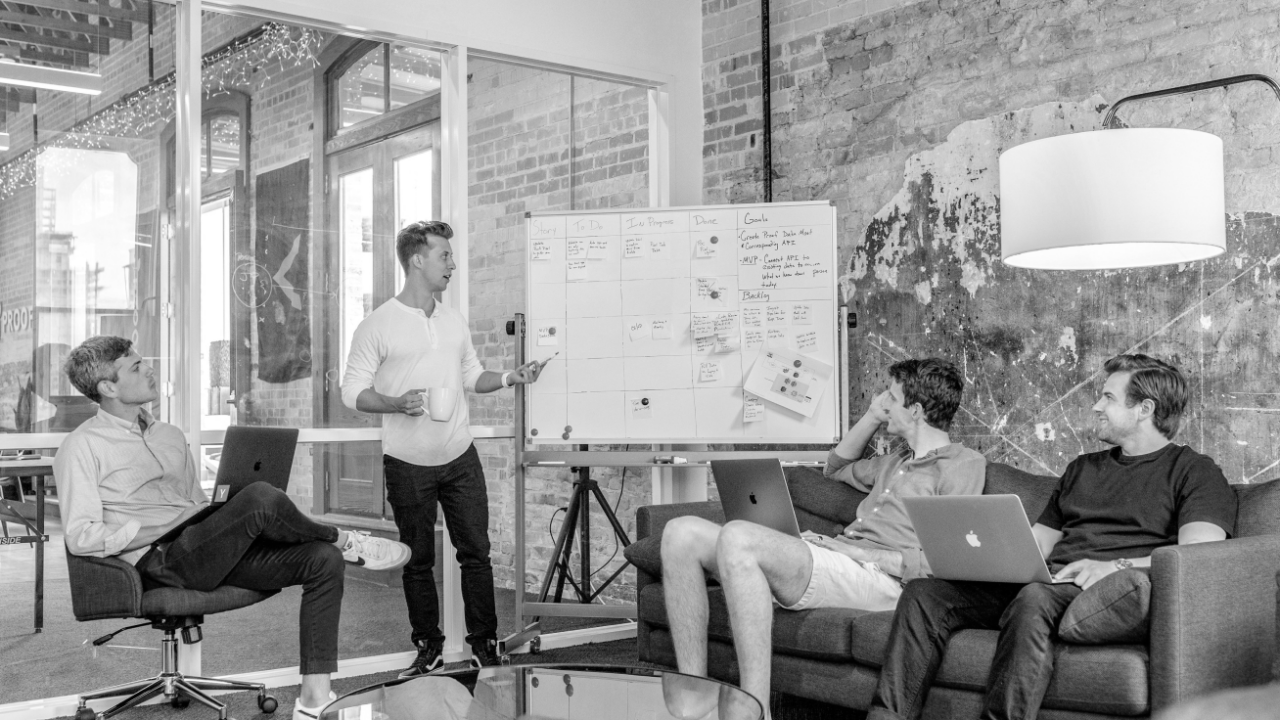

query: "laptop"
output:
709 459 802 538
902 495 1073 584
155 426 300 544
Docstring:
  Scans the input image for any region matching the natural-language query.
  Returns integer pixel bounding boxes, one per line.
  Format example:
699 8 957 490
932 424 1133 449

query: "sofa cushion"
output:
847 610 895 667
1059 569 1150 644
637 582 875 660
982 463 1057 521
623 534 663 578
1234 478 1280 537
785 465 866 532
934 629 1150 716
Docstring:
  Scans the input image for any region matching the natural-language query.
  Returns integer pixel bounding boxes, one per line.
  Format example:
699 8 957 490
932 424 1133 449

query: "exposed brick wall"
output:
466 61 652 600
702 0 1280 482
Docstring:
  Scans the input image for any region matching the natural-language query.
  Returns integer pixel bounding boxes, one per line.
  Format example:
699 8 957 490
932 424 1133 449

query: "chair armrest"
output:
1149 534 1280 711
635 501 724 540
65 548 144 621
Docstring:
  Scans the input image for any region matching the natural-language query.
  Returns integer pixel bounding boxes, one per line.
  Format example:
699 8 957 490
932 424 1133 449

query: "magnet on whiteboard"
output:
565 425 573 432
710 291 719 299
531 428 539 436
549 327 557 335
562 432 570 440
641 398 649 405
793 360 802 368
710 236 719 244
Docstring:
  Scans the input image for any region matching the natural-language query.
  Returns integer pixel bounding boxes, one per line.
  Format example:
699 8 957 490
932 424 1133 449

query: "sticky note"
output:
624 237 644 258
714 336 739 354
566 239 587 260
691 314 715 338
651 319 672 339
630 398 653 419
767 328 788 344
766 305 787 326
588 239 609 259
629 319 651 340
792 304 812 325
531 239 552 261
742 306 764 328
796 330 818 351
743 328 764 349
694 335 718 352
743 394 764 423
695 238 718 258
699 361 722 383
649 238 671 259
713 312 739 335
538 326 559 346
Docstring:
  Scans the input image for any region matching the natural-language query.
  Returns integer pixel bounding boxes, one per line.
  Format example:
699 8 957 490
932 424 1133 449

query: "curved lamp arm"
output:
1103 73 1280 129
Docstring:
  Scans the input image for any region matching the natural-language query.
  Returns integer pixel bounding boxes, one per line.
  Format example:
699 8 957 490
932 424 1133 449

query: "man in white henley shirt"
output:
341 220 542 676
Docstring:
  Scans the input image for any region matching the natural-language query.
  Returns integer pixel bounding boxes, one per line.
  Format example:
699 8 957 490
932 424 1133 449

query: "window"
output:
331 42 441 134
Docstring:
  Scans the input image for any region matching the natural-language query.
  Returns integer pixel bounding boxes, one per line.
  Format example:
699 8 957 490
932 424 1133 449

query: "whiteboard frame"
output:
523 201 845 445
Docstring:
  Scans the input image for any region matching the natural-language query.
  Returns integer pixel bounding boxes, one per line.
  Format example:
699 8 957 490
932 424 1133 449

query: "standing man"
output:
55 336 412 720
867 354 1238 720
342 220 543 676
660 358 986 716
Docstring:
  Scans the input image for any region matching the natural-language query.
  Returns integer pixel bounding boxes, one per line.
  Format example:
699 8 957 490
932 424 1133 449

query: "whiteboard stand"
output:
501 307 852 655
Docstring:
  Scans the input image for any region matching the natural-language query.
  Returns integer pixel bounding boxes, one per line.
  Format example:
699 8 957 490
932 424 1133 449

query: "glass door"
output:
322 123 441 518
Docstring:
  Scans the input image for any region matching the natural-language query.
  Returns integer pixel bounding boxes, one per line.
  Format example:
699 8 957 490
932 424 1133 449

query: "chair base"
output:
76 672 273 720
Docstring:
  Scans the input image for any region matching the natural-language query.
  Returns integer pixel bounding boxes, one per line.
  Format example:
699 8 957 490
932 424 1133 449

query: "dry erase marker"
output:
537 352 560 369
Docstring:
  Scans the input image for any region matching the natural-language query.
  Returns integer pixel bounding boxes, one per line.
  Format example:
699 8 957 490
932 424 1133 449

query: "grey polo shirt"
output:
824 443 986 582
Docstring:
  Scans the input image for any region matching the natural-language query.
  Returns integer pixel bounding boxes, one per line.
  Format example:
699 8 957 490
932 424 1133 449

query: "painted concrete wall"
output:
703 0 1280 483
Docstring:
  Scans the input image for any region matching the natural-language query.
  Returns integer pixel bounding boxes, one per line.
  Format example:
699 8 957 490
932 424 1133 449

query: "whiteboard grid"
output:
524 201 841 444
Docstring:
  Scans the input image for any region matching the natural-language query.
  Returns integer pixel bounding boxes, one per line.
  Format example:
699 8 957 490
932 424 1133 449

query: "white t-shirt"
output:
341 298 486 467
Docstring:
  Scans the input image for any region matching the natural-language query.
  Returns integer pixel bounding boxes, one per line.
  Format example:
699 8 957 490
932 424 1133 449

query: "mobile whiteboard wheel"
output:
259 694 279 714
74 708 96 720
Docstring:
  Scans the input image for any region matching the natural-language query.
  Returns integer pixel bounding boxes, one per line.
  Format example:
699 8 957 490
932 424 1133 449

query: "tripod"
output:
535 463 633 605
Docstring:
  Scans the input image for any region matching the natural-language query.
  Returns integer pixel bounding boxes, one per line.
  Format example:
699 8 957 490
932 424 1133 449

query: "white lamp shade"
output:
999 128 1226 270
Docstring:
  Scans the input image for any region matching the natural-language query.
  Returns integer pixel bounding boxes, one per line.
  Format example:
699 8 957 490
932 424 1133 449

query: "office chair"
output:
66 548 280 720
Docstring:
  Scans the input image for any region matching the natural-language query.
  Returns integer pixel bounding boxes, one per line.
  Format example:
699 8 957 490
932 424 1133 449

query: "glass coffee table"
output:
319 663 763 720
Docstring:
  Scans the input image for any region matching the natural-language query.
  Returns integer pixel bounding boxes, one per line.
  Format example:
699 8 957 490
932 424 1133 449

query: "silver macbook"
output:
902 495 1072 584
710 459 802 538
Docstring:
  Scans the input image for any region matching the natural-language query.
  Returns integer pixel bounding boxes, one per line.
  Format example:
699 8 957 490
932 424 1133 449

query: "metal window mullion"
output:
174 0 202 455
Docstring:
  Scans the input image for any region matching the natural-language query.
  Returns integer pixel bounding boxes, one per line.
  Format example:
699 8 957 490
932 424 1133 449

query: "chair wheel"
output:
259 695 278 713
74 709 96 720
171 694 190 709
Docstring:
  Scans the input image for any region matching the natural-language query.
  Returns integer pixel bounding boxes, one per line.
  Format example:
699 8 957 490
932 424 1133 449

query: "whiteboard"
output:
524 201 841 444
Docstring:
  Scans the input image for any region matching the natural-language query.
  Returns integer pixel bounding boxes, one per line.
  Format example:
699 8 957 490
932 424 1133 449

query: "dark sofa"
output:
629 463 1280 719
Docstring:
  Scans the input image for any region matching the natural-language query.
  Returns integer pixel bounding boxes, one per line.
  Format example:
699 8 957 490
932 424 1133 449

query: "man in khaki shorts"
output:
661 358 986 716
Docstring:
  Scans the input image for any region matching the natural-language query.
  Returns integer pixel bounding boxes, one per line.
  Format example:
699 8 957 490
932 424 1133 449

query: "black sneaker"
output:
398 638 444 678
469 638 502 668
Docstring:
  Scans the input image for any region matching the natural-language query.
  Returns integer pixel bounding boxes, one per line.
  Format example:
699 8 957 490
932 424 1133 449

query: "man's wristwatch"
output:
1114 557 1133 570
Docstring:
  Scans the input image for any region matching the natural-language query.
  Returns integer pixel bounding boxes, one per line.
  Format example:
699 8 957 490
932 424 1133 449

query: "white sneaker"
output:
292 691 336 720
341 531 411 571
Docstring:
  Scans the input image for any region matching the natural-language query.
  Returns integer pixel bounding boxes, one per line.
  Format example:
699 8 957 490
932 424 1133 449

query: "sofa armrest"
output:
1149 534 1280 712
65 548 144 621
635 501 724 541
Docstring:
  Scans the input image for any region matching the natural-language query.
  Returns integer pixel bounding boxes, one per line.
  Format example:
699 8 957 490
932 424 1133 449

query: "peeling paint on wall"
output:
914 280 932 305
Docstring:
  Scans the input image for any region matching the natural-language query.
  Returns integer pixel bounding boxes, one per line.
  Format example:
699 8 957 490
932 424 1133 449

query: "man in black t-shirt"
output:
867 354 1237 720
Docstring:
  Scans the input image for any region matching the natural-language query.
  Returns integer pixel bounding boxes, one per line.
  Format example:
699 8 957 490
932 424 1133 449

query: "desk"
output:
0 458 53 633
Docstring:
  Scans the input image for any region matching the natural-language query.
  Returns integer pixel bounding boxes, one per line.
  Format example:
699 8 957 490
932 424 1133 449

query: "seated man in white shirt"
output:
660 358 986 717
54 336 411 720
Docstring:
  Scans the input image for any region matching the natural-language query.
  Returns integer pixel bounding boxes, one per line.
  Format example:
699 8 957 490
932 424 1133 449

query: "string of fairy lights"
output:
0 23 323 199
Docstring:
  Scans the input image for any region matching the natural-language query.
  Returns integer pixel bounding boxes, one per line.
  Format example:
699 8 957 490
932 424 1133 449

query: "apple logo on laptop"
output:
966 531 981 548
253 460 263 472
749 493 758 505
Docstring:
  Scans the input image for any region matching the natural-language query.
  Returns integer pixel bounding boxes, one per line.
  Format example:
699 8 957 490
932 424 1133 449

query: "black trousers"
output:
137 482 344 675
868 578 1082 720
383 444 497 646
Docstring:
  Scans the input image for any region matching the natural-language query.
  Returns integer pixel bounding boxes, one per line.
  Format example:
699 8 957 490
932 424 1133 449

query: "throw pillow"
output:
1058 568 1151 644
623 533 664 577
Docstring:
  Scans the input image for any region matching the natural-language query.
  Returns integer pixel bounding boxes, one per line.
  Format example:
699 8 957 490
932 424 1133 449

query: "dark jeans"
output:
137 482 344 675
868 578 1083 720
384 444 497 646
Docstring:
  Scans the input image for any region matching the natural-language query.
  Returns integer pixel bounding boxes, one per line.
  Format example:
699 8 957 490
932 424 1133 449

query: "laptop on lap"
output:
155 426 300 544
902 495 1073 584
710 458 802 538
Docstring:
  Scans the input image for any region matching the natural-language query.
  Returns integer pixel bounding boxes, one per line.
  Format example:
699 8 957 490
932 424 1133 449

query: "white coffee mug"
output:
426 387 455 422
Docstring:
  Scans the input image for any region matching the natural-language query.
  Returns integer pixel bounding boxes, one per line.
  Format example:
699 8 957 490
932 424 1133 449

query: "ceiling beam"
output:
2 0 144 24
18 44 89 66
0 23 110 53
0 8 130 40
